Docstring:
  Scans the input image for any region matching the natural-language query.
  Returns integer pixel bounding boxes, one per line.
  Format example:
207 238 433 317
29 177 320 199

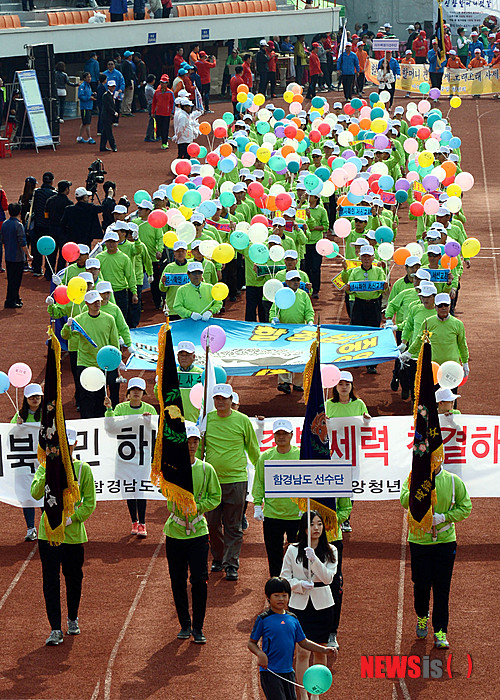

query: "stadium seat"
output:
185 4 195 16
207 4 217 13
193 4 205 15
11 14 21 27
228 2 239 12
177 5 187 16
269 0 276 8
221 3 232 13
246 1 257 11
253 1 264 11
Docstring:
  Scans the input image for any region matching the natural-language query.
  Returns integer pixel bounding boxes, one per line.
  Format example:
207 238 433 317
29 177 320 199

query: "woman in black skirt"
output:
281 511 337 700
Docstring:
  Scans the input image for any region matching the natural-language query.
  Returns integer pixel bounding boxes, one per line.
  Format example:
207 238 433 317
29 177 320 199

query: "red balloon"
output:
187 143 200 157
409 201 424 217
309 130 321 143
458 374 468 387
202 176 216 189
254 196 267 209
368 173 382 184
370 182 381 194
248 182 265 200
410 113 424 126
327 155 336 168
417 126 431 140
284 125 297 138
251 214 269 226
275 192 292 211
318 122 330 136
148 210 168 228
206 151 219 166
344 104 355 115
174 175 189 184
175 160 191 176
413 191 422 201
53 285 69 305
442 176 455 187
361 99 368 106
214 126 227 138
61 242 80 263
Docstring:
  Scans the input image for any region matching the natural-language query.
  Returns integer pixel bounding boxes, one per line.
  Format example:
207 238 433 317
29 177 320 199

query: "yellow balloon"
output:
253 93 265 106
283 90 294 103
171 184 188 204
178 205 193 220
374 101 385 108
211 282 229 301
237 92 247 103
461 237 480 258
371 118 387 134
67 276 87 303
446 184 462 197
256 146 271 163
212 243 235 264
450 96 461 108
163 231 178 248
418 150 434 167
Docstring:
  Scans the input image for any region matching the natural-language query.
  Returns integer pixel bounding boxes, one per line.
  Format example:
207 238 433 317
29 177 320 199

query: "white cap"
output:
178 340 196 353
405 49 412 55
360 245 374 256
415 269 431 280
231 392 240 405
173 240 187 251
284 208 296 217
107 79 116 87
268 235 281 245
425 230 442 240
272 216 285 226
239 168 250 176
233 183 246 193
285 270 300 280
339 370 353 382
436 207 451 217
365 230 376 240
191 213 205 224
180 98 193 106
185 422 201 439
418 284 437 296
85 258 100 269
435 293 451 305
253 169 264 178
128 222 139 233
75 187 92 198
188 261 203 273
346 41 353 47
103 231 119 242
354 214 369 221
260 39 268 46
212 383 233 398
449 49 456 55
114 221 129 231
430 222 446 230
324 140 336 149
153 190 166 200
84 290 102 304
284 249 298 259
354 237 369 246
96 281 113 293
436 387 460 402
24 383 43 398
405 256 420 267
78 272 94 283
300 156 310 164
113 204 127 214
191 240 202 250
66 428 78 446
311 149 322 156
213 199 222 209
139 199 153 210
273 418 293 433
406 24 415 30
78 244 90 255
427 245 442 255
333 102 342 109
128 377 146 391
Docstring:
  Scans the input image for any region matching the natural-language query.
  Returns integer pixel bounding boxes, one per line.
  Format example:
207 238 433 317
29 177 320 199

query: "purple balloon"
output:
277 168 287 175
422 174 439 192
275 126 285 138
395 178 411 191
342 149 355 159
374 134 390 150
192 176 203 186
201 325 226 353
444 240 461 258
429 88 441 100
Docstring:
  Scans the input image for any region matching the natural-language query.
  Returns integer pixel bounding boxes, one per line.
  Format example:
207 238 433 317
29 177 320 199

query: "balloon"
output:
201 365 227 385
444 240 461 258
409 202 424 217
176 222 196 245
61 242 80 263
403 138 418 155
283 90 294 103
163 231 178 248
440 254 458 269
0 371 10 394
263 278 283 302
220 191 236 208
200 324 226 352
321 364 341 388
378 175 394 191
8 362 32 388
423 197 440 215
230 230 250 250
437 361 464 390
269 245 285 262
198 200 217 218
148 210 168 228
187 142 201 157
171 184 188 204
461 237 480 259
212 244 235 265
96 345 122 371
333 218 351 238
53 285 69 305
446 196 462 214
450 96 461 108
268 155 287 172
395 190 408 204
406 242 423 259
80 366 105 392
67 276 87 303
241 151 256 167
37 236 56 256
393 247 411 265
419 82 430 94
422 174 439 192
377 242 394 261
248 182 265 200
276 192 292 211
303 665 333 695
455 172 474 192
134 189 151 205
431 361 440 384
429 88 441 101
274 287 295 310
189 382 204 409
183 190 203 209
248 223 268 244
249 243 269 265
316 239 334 256
199 121 211 135
374 226 393 244
449 137 461 148
211 282 229 301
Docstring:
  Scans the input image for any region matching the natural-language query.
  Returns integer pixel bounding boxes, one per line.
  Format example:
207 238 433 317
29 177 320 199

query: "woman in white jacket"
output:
281 511 337 700
173 98 201 159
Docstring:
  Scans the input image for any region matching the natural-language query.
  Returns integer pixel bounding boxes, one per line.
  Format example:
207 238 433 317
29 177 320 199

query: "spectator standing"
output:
55 62 77 123
413 30 429 64
306 43 323 99
133 0 146 20
230 65 245 117
221 48 243 97
149 0 162 18
337 42 360 101
161 0 172 18
77 73 96 144
152 75 174 150
144 74 157 142
242 54 253 88
190 44 201 65
31 172 56 277
174 48 184 75
406 25 418 53
100 80 118 152
109 0 127 21
0 184 8 273
265 42 278 98
456 27 469 65
84 52 100 92
256 40 270 95
121 51 135 116
195 52 216 113
45 180 73 275
60 187 103 249
104 59 125 125
3 203 32 309
133 52 148 111
428 40 445 91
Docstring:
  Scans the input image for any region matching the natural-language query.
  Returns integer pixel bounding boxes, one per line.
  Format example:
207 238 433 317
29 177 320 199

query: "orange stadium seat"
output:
12 14 21 27
177 5 187 16
269 0 276 8
246 1 257 11
228 2 239 12
185 4 195 16
193 4 205 15
236 1 247 11
221 3 232 13
207 4 217 13
253 1 264 11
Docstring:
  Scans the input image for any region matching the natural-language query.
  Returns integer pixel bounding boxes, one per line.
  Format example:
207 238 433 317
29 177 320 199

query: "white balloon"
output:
437 361 464 389
220 180 234 193
379 90 391 104
80 367 106 392
433 120 446 133
199 239 218 258
425 138 440 153
370 161 389 176
169 212 186 228
176 221 196 245
248 222 268 244
377 242 394 261
199 164 215 177
263 132 277 146
406 242 423 258
446 196 462 213
321 180 335 197
237 221 251 234
432 166 447 183
269 245 285 262
269 183 286 196
258 108 272 122
338 130 354 147
263 278 283 302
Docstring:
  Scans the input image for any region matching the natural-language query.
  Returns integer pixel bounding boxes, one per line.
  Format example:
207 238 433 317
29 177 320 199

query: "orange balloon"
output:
291 117 301 128
359 118 371 130
393 247 411 265
281 144 295 157
266 195 277 212
348 123 360 136
431 361 440 384
220 143 233 157
237 83 249 94
292 93 304 103
296 129 305 141
199 121 211 135
337 195 349 206
441 161 457 177
291 83 302 95
421 193 434 204
441 254 458 269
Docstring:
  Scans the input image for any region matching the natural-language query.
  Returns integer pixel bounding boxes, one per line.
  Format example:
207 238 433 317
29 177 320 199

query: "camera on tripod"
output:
85 159 107 201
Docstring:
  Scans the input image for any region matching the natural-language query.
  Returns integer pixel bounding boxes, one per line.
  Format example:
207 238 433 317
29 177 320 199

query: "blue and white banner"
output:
425 268 450 283
127 319 399 376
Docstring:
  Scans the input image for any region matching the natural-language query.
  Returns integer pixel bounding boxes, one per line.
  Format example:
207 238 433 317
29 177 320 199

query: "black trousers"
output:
327 192 337 229
155 115 170 145
165 534 209 631
306 74 319 99
127 499 147 523
201 83 211 111
77 366 118 418
392 329 402 384
178 142 189 159
265 71 276 96
127 284 142 328
263 517 300 577
330 540 343 633
69 350 81 407
47 224 67 275
400 358 417 398
245 285 268 322
110 13 124 21
350 297 382 327
150 260 164 309
257 71 268 95
222 258 238 300
39 540 84 630
341 74 355 101
303 244 322 294
430 72 444 89
410 541 457 633
5 260 24 307
260 670 297 700
113 289 128 319
31 225 48 274
100 121 116 151
356 71 365 94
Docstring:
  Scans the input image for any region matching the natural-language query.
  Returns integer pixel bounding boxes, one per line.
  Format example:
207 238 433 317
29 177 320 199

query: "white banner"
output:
264 461 352 498
0 414 498 507
438 0 499 32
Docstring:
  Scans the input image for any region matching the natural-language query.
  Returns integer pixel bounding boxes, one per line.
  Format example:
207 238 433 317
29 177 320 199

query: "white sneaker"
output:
76 136 83 142
59 118 64 123
25 527 37 541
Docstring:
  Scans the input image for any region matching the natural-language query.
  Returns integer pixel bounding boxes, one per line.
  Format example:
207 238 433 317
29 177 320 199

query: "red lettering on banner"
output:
360 426 389 465
360 656 374 678
330 425 357 466
441 426 467 465
471 425 500 463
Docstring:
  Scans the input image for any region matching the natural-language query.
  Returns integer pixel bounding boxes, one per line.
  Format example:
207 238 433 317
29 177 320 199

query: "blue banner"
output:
127 319 398 376
339 206 371 218
349 281 385 292
162 273 189 286
425 268 449 283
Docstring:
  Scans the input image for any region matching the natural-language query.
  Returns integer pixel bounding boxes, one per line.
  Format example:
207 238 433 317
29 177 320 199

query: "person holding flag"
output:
400 333 471 649
428 39 445 93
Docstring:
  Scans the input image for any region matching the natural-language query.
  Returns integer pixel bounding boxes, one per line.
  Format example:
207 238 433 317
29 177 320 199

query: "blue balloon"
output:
274 286 296 310
331 157 346 170
347 191 363 204
440 130 452 142
256 121 271 134
37 236 56 256
248 143 259 155
395 190 408 203
199 200 217 218
287 160 300 173
0 371 10 394
311 96 325 109
165 183 176 201
347 156 363 172
304 173 321 193
370 107 384 119
201 365 227 384
407 126 418 137
369 91 379 104
375 225 394 243
315 166 331 182
378 175 394 191
230 230 250 250
218 157 235 173
235 136 249 151
273 108 285 120
449 137 461 148
96 345 122 372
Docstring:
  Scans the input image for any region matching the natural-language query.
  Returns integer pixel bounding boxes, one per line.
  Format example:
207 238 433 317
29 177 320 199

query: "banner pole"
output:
200 333 210 461
307 497 312 581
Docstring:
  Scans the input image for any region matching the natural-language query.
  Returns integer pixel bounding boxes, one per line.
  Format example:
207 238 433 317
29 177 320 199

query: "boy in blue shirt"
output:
248 577 337 700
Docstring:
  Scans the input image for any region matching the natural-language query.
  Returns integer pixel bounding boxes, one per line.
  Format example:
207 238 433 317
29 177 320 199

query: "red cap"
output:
352 34 359 39
160 74 169 83
268 41 275 48
420 30 426 35
312 42 320 48
199 51 207 58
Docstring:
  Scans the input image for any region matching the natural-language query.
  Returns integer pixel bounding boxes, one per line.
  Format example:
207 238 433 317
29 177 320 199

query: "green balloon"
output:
249 243 269 264
182 190 202 208
222 111 235 125
268 155 286 172
220 191 236 208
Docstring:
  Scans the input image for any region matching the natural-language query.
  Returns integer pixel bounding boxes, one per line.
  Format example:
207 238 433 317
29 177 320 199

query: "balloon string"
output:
265 668 305 689
15 387 19 412
4 391 18 413
45 256 55 278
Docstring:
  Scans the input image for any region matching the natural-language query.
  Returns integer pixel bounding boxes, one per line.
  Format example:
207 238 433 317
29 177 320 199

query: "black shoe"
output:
390 376 399 392
177 626 192 639
4 302 23 308
293 385 304 392
192 628 207 644
211 560 223 572
112 146 117 152
100 148 112 152
366 366 378 375
242 515 248 531
401 388 410 400
277 383 291 395
225 566 238 581
229 296 237 302
311 293 319 299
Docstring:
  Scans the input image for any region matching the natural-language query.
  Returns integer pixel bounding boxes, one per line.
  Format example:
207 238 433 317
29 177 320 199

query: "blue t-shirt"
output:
250 610 306 673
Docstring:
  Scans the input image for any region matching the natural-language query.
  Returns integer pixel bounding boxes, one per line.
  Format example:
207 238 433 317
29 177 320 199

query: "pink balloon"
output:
350 178 369 196
331 169 348 187
200 325 227 353
455 172 474 192
8 362 32 388
321 364 341 388
403 138 418 155
249 103 259 113
418 99 431 114
167 208 182 224
241 151 256 167
431 131 441 141
343 162 357 181
198 185 212 202
423 197 440 215
189 383 204 410
316 239 334 256
289 102 301 115
407 171 420 183
359 106 372 119
333 218 351 238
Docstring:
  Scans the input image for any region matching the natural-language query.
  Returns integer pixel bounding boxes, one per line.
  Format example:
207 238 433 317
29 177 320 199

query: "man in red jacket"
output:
152 75 174 150
195 51 216 113
412 30 429 64
265 41 278 98
306 42 323 99
174 47 184 75
242 54 253 88
230 65 245 117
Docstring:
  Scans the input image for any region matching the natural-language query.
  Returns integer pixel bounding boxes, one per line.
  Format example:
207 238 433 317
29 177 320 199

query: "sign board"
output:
201 28 210 40
425 268 449 283
148 32 157 44
16 70 53 149
264 460 353 498
372 39 400 52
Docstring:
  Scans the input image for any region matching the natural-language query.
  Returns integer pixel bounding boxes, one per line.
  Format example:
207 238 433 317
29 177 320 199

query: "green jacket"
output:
269 288 314 324
105 401 157 417
172 282 223 318
159 260 189 312
401 301 437 349
97 249 137 294
101 300 132 347
385 287 419 325
348 265 386 300
203 409 260 484
48 300 86 351
134 217 164 262
61 311 120 368
408 314 469 365
253 445 302 520
305 205 329 245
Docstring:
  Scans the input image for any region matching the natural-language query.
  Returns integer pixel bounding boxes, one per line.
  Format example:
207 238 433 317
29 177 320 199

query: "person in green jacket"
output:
303 195 329 298
11 383 43 542
436 387 461 417
204 383 260 581
31 427 97 646
173 262 223 320
164 422 221 644
160 240 189 317
97 230 138 320
252 419 302 577
177 340 203 423
400 464 472 649
190 240 219 285
399 284 437 400
95 281 132 349
104 376 157 538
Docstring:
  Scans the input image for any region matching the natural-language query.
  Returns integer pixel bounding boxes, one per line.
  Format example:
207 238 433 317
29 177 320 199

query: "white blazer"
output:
280 544 338 611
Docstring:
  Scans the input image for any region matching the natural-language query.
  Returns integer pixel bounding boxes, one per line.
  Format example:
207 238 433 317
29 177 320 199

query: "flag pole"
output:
307 497 312 581
200 331 210 461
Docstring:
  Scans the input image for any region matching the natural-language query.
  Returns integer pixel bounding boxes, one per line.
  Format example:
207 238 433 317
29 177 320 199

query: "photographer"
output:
60 187 103 249
77 72 97 145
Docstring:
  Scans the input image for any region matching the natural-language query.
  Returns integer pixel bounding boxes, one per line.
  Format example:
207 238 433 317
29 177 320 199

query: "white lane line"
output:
0 544 37 613
90 680 100 700
251 656 261 700
395 511 411 700
103 535 165 700
476 101 500 324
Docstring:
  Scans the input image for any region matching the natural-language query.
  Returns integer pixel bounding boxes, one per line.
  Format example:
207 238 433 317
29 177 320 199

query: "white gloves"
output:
363 413 371 424
399 351 412 365
128 343 136 353
432 513 446 526
463 362 469 377
254 505 264 522
300 580 314 591
397 342 407 352
147 275 154 283
202 311 212 321
304 546 317 562
131 230 139 240
45 296 54 305
118 361 127 371
271 317 280 325
65 517 72 527
67 317 74 329
307 321 314 325
191 312 202 321
52 274 62 286
384 319 395 328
